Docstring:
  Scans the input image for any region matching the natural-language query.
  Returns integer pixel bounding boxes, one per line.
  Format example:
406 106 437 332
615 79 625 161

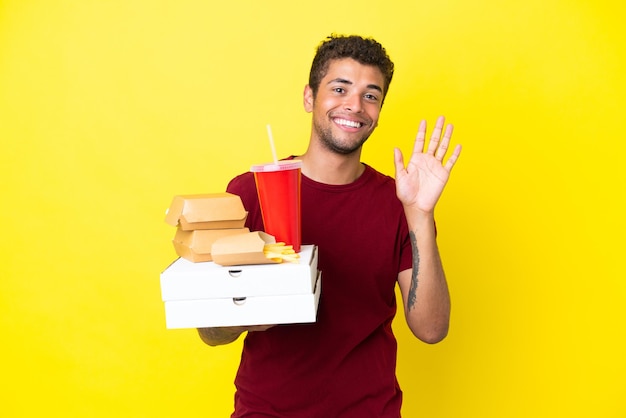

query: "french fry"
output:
263 242 300 263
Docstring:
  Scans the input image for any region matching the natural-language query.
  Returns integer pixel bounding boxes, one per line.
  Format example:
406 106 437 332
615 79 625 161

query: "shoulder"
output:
226 171 258 210
362 164 397 192
227 171 256 195
226 171 263 230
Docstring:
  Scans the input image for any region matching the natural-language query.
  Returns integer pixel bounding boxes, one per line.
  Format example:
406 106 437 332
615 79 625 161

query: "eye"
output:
364 93 379 102
333 87 345 94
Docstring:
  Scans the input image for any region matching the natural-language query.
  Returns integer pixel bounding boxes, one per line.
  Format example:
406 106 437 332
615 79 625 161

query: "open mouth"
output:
334 118 364 129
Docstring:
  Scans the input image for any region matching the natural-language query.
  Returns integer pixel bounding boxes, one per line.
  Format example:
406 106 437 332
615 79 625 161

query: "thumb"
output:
393 147 405 176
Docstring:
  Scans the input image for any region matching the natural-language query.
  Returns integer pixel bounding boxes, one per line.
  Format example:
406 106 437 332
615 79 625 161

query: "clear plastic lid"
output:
250 159 302 172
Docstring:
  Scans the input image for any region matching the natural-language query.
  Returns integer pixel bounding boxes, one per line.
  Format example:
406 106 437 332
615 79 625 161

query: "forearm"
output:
197 327 245 346
403 209 451 343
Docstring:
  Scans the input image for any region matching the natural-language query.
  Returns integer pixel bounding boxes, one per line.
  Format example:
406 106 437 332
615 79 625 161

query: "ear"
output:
303 85 314 113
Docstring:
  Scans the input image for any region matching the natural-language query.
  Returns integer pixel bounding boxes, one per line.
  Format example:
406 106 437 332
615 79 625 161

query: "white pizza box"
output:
160 245 318 301
163 272 321 329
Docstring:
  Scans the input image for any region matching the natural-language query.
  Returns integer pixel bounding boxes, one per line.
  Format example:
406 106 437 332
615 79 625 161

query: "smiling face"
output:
304 58 385 155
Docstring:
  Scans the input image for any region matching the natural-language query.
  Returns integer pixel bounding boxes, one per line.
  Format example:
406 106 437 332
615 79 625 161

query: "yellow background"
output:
1 1 624 417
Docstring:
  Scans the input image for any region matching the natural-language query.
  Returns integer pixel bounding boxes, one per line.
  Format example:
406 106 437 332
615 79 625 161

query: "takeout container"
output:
160 244 320 329
172 227 250 262
165 193 248 230
165 192 250 263
211 231 279 266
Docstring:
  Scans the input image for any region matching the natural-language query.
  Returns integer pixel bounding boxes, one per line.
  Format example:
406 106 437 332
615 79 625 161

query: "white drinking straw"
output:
266 124 279 165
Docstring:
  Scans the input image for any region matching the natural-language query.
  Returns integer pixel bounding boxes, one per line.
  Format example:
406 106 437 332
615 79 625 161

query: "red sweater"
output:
227 162 413 418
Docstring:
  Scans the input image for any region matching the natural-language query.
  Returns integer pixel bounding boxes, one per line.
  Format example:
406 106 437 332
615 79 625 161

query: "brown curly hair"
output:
308 34 395 103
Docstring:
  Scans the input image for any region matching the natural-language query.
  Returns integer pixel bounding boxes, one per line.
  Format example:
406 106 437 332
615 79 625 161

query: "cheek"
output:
366 106 381 124
317 97 338 112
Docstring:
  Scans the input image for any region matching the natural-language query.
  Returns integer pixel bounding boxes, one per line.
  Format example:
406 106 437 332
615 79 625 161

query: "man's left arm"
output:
393 116 461 344
397 210 450 343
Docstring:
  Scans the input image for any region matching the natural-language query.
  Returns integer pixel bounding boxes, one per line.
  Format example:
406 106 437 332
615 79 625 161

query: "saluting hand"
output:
394 116 462 214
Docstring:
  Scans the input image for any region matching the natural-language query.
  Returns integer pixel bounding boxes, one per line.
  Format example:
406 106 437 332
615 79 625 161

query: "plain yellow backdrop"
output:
1 1 624 417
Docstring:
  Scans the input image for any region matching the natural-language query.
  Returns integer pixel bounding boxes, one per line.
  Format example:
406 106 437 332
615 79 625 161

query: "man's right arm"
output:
197 325 275 346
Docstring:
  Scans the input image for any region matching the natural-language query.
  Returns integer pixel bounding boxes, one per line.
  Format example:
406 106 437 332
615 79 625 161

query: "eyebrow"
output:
327 78 383 94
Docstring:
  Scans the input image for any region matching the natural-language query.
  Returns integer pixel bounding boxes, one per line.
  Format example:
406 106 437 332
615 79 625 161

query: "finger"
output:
412 120 427 155
435 123 454 161
426 116 445 155
393 147 405 175
443 144 462 171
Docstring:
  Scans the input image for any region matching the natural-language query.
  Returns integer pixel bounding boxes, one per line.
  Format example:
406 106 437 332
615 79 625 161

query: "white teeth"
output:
335 118 362 128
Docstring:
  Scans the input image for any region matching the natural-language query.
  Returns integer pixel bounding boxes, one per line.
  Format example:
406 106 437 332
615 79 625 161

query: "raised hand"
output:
394 116 462 214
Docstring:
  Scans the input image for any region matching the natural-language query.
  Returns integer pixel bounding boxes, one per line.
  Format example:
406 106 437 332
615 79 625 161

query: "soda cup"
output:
250 160 302 252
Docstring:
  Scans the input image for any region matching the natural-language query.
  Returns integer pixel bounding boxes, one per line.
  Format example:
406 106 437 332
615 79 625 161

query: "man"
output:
198 34 461 417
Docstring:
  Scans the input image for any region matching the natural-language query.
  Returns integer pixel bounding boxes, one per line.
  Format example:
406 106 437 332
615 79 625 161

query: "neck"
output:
300 142 365 185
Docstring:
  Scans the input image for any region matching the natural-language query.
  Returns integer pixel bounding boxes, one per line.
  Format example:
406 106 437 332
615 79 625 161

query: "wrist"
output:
404 205 435 228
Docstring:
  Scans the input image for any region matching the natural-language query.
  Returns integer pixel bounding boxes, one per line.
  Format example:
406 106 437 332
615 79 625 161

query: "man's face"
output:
304 58 385 155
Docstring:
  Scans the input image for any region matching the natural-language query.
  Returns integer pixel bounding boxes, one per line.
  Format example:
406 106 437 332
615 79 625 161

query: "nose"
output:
343 94 363 113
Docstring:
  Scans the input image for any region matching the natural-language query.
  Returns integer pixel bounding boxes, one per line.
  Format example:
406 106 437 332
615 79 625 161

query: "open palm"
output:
394 116 462 213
